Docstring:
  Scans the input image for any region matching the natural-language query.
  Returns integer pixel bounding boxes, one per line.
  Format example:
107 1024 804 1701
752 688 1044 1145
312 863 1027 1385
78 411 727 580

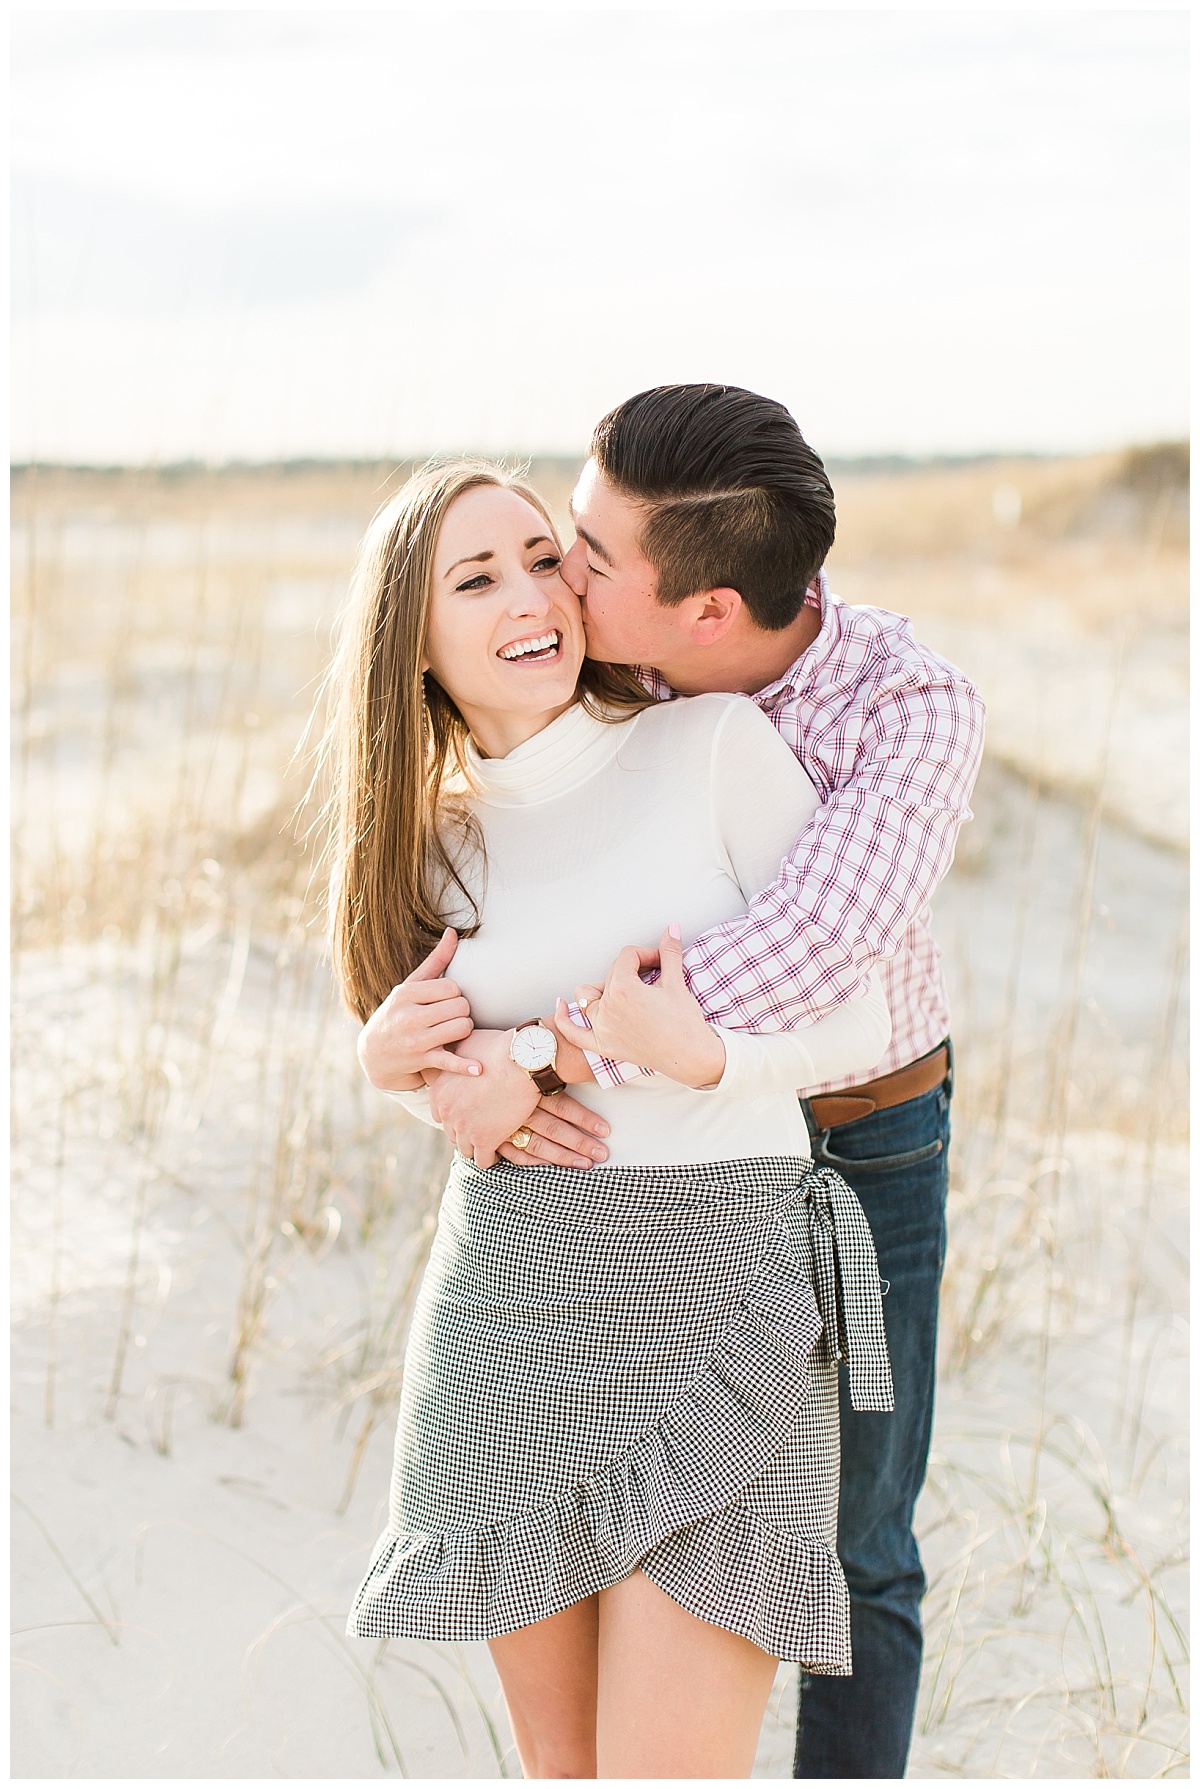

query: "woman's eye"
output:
455 573 492 593
531 555 562 573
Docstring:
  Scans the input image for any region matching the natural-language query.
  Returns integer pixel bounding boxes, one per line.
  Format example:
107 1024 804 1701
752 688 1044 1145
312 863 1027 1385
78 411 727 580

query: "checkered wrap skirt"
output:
347 1153 892 1670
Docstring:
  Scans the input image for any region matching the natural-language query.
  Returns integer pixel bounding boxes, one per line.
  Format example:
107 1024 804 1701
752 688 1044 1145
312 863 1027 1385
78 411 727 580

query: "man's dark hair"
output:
590 384 835 632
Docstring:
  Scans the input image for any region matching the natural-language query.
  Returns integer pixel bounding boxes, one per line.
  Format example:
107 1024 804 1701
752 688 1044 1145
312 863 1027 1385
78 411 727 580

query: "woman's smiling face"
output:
423 483 586 759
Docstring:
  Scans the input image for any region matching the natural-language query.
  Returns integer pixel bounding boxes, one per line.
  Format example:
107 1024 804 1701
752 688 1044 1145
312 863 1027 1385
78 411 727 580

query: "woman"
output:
328 462 893 1779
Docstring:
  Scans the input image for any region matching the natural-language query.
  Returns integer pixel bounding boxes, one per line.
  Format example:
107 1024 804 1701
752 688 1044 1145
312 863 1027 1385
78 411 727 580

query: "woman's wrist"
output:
682 1023 727 1090
543 1016 596 1085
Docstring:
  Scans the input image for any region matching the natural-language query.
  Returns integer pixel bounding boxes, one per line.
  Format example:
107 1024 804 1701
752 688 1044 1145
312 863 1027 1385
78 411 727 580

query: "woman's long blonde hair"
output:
323 460 652 1021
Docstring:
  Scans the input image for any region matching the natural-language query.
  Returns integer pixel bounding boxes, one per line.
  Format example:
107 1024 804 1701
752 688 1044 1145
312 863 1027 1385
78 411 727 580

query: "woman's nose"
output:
509 568 556 616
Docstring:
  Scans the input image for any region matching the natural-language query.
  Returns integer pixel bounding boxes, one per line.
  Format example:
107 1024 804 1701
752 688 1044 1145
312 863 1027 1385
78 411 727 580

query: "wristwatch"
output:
509 1019 566 1096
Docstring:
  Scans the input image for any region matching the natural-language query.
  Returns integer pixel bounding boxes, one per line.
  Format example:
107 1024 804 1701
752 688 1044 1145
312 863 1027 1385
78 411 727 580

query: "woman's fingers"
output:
496 1133 595 1170
553 1001 598 1053
538 1089 610 1138
573 983 604 1007
407 927 459 982
657 921 685 983
396 979 464 1006
608 945 649 983
602 927 682 997
527 1109 608 1162
419 1013 474 1050
384 1009 471 1064
391 1001 471 1055
423 1048 482 1077
608 944 661 989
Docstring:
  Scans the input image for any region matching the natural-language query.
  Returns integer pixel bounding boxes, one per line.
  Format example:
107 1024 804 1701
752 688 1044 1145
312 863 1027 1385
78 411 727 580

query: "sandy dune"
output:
11 456 1188 1777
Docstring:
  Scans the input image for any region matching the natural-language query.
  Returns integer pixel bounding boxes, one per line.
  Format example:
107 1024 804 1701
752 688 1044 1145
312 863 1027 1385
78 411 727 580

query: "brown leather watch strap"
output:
517 1020 565 1098
530 1063 566 1097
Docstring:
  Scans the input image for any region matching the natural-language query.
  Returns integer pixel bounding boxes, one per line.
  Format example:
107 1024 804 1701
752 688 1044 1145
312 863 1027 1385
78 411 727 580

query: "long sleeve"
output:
682 663 985 1030
383 1087 441 1128
576 696 892 1092
713 971 890 1097
704 698 891 1092
586 613 984 1088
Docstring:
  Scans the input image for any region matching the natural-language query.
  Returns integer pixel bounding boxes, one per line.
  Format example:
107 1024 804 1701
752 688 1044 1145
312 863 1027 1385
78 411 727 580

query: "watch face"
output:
511 1024 557 1073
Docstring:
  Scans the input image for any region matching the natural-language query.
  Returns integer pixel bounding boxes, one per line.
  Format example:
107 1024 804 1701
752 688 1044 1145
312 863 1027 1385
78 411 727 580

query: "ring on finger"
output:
509 1126 533 1151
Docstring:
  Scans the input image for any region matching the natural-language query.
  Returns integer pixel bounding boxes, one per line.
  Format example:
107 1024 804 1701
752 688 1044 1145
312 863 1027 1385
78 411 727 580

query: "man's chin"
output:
582 628 635 668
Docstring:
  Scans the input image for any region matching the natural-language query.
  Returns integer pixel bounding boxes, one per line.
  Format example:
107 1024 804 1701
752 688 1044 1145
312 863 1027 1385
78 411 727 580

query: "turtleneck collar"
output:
463 700 636 807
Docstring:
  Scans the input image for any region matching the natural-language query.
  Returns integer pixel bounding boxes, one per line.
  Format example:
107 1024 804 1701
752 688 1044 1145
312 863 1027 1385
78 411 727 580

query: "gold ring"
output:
509 1126 533 1151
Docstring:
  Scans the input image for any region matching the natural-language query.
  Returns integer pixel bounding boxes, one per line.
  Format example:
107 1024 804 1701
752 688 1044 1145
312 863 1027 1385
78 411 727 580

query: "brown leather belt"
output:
807 1042 951 1131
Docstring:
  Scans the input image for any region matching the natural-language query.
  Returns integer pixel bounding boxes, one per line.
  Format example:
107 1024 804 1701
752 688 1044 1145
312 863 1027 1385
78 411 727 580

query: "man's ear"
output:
688 587 743 647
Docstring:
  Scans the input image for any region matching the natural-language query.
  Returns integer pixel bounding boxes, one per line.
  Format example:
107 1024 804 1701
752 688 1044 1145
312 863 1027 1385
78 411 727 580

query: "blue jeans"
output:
793 1061 952 1779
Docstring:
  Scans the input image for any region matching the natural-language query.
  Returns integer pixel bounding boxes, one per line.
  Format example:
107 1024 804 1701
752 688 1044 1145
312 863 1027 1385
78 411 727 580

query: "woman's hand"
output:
426 1028 609 1171
356 929 480 1092
555 923 727 1089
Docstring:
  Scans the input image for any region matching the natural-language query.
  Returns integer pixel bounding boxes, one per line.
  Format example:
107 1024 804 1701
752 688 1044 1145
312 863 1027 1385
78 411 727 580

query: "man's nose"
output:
560 537 588 598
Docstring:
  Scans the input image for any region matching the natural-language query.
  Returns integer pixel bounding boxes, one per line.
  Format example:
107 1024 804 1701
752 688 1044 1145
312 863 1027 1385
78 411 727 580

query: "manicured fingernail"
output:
468 1063 481 1075
668 921 681 940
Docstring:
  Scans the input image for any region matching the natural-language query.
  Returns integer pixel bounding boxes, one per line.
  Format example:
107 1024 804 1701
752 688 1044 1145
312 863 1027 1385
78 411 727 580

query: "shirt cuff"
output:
382 1086 441 1127
565 1002 657 1089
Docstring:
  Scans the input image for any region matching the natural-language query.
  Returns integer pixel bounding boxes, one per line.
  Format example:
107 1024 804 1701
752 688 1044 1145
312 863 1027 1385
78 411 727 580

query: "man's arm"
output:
579 663 985 1087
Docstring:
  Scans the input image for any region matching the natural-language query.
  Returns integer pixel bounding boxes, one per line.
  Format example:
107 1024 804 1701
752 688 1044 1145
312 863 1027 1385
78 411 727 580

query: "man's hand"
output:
556 923 727 1088
426 1028 610 1170
356 928 479 1092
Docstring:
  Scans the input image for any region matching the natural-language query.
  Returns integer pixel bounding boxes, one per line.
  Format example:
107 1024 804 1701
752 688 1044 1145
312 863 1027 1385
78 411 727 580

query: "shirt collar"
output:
636 566 840 708
462 699 629 807
739 567 841 710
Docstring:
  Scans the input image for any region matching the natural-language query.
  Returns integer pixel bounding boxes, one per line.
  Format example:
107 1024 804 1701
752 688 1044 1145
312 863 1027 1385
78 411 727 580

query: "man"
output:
359 384 984 1778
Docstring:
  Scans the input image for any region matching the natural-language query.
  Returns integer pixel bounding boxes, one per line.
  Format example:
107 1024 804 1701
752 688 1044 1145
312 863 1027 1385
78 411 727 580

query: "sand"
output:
11 459 1188 1777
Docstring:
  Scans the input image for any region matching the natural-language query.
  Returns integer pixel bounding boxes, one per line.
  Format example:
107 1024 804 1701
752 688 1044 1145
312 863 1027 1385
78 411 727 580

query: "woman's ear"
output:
689 587 742 647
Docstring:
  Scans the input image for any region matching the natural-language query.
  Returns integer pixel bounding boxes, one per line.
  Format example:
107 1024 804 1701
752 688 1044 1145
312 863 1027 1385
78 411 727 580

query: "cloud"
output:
10 11 1188 459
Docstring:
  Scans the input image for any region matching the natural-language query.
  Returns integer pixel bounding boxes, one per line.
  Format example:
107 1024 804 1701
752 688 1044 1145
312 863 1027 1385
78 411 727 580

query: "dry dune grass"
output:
10 450 1188 1777
828 447 1190 852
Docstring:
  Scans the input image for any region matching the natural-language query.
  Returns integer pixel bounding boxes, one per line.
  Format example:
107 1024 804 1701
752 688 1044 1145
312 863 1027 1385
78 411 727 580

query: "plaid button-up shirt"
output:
580 573 986 1094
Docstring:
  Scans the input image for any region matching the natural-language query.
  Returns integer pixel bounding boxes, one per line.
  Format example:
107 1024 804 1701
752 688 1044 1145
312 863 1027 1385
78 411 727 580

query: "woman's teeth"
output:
498 631 561 662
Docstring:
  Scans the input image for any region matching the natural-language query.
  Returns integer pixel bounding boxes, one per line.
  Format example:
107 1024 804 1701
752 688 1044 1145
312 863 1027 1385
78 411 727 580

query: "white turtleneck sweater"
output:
390 694 891 1166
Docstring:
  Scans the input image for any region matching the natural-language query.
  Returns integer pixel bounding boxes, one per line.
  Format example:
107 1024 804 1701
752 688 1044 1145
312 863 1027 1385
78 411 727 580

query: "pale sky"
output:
11 8 1189 463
